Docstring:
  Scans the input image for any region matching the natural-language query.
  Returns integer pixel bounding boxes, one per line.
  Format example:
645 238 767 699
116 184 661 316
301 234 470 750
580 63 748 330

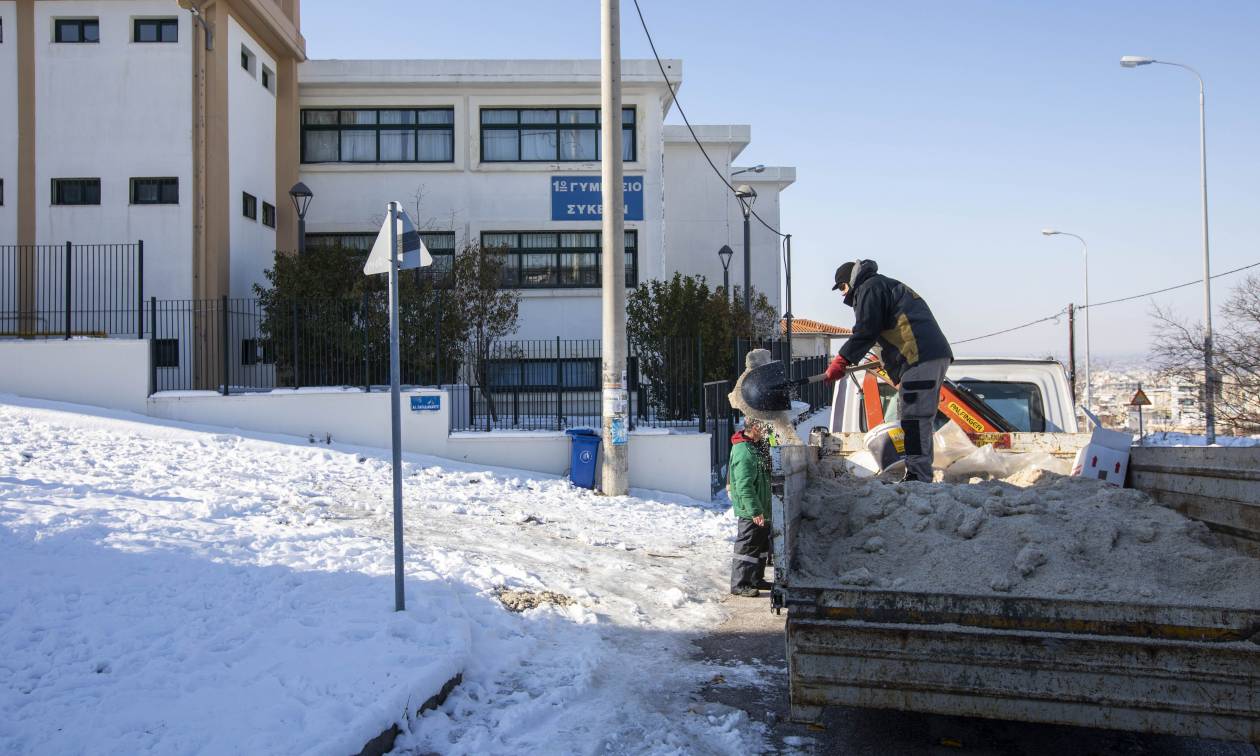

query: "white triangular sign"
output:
363 208 433 275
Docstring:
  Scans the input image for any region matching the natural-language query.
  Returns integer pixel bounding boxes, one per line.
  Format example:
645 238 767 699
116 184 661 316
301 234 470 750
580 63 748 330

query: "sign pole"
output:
600 0 629 495
388 200 406 612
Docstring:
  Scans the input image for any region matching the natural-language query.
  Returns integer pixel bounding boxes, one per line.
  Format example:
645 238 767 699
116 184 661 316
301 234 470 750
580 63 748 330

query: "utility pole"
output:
1067 303 1077 409
783 234 793 379
600 0 629 495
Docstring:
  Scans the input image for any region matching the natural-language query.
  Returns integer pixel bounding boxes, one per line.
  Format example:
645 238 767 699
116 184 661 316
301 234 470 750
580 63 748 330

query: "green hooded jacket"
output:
728 431 770 520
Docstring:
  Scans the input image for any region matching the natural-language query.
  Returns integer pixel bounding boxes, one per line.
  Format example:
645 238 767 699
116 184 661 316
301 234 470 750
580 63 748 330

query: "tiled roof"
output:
781 317 851 336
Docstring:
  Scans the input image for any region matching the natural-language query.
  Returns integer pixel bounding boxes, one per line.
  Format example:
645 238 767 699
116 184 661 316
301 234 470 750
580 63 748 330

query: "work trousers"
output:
730 517 770 591
898 358 951 481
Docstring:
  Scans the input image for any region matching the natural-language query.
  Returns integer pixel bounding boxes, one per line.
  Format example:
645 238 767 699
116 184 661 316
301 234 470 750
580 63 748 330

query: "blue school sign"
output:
551 176 644 221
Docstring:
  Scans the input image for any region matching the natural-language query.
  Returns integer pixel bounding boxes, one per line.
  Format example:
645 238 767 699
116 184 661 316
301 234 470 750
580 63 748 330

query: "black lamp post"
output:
734 184 757 316
717 244 734 304
288 181 313 255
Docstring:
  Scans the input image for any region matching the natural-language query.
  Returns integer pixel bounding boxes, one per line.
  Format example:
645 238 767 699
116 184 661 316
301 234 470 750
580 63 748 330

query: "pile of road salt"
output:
795 456 1260 607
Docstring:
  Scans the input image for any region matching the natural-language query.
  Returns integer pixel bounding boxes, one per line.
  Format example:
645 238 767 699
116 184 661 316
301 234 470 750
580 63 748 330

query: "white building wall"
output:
298 70 670 340
0 1 17 242
662 126 791 315
227 15 278 298
33 1 193 300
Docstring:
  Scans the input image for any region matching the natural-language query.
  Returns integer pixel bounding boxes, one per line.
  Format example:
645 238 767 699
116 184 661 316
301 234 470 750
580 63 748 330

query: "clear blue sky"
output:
301 0 1260 362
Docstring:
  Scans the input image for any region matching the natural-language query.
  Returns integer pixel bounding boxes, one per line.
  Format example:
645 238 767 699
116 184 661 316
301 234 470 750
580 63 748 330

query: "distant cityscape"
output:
1089 366 1205 433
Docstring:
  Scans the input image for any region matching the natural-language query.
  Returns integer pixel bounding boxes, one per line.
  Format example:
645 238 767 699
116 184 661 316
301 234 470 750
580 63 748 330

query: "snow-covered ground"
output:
0 397 767 755
1140 431 1260 447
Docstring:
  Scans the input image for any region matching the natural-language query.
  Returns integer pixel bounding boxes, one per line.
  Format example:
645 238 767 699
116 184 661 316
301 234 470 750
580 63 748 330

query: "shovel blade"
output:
740 360 792 413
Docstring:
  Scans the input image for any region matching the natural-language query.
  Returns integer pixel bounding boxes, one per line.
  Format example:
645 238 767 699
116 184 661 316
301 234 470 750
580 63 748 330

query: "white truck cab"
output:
828 357 1079 435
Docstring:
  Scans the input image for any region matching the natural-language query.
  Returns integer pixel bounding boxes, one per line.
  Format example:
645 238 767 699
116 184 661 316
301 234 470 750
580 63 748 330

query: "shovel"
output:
739 359 883 414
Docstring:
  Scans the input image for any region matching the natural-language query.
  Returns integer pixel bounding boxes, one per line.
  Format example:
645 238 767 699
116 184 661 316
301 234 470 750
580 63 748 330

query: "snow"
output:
0 397 764 755
1140 431 1260 448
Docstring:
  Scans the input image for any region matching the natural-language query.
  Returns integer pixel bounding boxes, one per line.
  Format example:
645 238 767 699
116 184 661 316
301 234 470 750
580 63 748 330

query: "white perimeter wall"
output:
146 390 713 501
0 2 17 242
33 1 193 300
296 87 668 341
0 339 150 412
227 15 277 298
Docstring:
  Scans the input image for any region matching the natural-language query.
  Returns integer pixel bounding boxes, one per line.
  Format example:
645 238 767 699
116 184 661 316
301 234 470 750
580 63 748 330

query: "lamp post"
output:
731 164 765 177
734 184 757 317
1120 55 1216 444
717 244 734 304
1042 229 1092 425
288 182 313 256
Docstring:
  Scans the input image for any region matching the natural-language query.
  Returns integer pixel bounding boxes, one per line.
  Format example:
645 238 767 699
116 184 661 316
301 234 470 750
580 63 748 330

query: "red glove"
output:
824 354 850 382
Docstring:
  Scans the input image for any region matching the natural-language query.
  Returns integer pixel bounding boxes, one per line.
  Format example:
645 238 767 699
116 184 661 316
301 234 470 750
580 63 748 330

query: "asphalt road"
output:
694 585 1259 756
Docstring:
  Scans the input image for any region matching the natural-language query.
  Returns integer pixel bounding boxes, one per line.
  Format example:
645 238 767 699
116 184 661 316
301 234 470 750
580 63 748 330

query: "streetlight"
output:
717 245 734 304
288 182 313 256
734 184 757 317
1120 55 1216 444
1042 229 1092 425
731 165 765 177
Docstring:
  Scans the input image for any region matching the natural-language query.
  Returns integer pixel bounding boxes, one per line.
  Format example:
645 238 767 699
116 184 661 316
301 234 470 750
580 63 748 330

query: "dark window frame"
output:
154 339 180 369
261 65 274 93
0 179 4 207
479 107 636 163
130 177 178 205
133 18 178 43
480 230 638 290
300 108 456 164
51 178 101 206
240 45 256 75
486 356 601 392
242 192 257 220
240 338 274 366
304 231 458 279
261 201 276 228
54 18 100 43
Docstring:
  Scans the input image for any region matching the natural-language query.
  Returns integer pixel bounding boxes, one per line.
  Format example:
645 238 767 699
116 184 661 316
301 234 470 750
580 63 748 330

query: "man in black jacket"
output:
823 259 953 482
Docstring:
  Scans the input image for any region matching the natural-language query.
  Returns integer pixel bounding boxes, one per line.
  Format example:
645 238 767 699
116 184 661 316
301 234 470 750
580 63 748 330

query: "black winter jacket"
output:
837 260 953 382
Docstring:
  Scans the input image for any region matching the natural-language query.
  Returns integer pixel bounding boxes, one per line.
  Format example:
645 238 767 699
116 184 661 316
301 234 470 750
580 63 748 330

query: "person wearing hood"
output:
728 422 772 597
824 259 954 482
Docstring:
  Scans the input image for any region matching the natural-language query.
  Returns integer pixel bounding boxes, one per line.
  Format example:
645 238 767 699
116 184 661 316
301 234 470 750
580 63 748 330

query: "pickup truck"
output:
773 357 1260 744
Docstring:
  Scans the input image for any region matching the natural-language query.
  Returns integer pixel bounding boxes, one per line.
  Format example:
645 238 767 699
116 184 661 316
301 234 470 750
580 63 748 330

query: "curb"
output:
354 672 463 756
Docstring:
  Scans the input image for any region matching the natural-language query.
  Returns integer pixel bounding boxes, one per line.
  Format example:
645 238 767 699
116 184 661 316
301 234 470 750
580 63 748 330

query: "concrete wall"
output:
33 1 193 300
0 338 150 412
0 1 16 241
145 388 713 500
227 15 278 298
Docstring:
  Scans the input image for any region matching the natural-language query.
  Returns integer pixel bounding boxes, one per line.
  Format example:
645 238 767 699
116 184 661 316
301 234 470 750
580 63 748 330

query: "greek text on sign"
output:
410 395 441 412
551 176 644 221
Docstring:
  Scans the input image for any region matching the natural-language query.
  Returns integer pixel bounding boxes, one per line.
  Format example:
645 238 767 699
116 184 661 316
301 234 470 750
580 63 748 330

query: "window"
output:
301 109 455 164
487 357 600 391
261 65 274 94
55 19 99 43
955 381 1047 433
480 108 635 162
133 18 177 43
305 231 457 276
154 339 179 369
480 231 637 289
261 202 275 228
240 45 256 76
242 192 257 220
241 338 274 366
130 177 178 205
52 178 100 206
0 179 4 206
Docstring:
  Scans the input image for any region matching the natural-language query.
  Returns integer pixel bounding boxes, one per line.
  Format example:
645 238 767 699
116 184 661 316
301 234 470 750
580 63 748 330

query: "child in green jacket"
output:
729 422 772 597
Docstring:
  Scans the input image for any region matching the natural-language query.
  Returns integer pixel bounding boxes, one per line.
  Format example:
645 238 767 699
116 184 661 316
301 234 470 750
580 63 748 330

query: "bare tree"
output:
1149 274 1260 434
450 243 520 422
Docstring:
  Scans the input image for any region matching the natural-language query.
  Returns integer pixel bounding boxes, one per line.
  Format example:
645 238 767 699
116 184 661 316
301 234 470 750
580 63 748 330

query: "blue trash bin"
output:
565 428 600 489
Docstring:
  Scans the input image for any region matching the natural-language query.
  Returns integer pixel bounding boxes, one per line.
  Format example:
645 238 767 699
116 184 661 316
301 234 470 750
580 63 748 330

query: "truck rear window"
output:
955 381 1046 432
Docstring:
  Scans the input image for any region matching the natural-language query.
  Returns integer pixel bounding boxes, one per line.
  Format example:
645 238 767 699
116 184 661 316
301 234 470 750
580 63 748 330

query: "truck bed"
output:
775 438 1260 743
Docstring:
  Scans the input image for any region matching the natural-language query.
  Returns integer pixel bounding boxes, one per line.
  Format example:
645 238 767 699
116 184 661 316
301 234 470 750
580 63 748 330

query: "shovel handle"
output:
792 360 883 387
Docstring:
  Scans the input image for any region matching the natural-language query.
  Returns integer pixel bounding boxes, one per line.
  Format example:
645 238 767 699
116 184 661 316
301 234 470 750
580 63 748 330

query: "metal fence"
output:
0 242 144 338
